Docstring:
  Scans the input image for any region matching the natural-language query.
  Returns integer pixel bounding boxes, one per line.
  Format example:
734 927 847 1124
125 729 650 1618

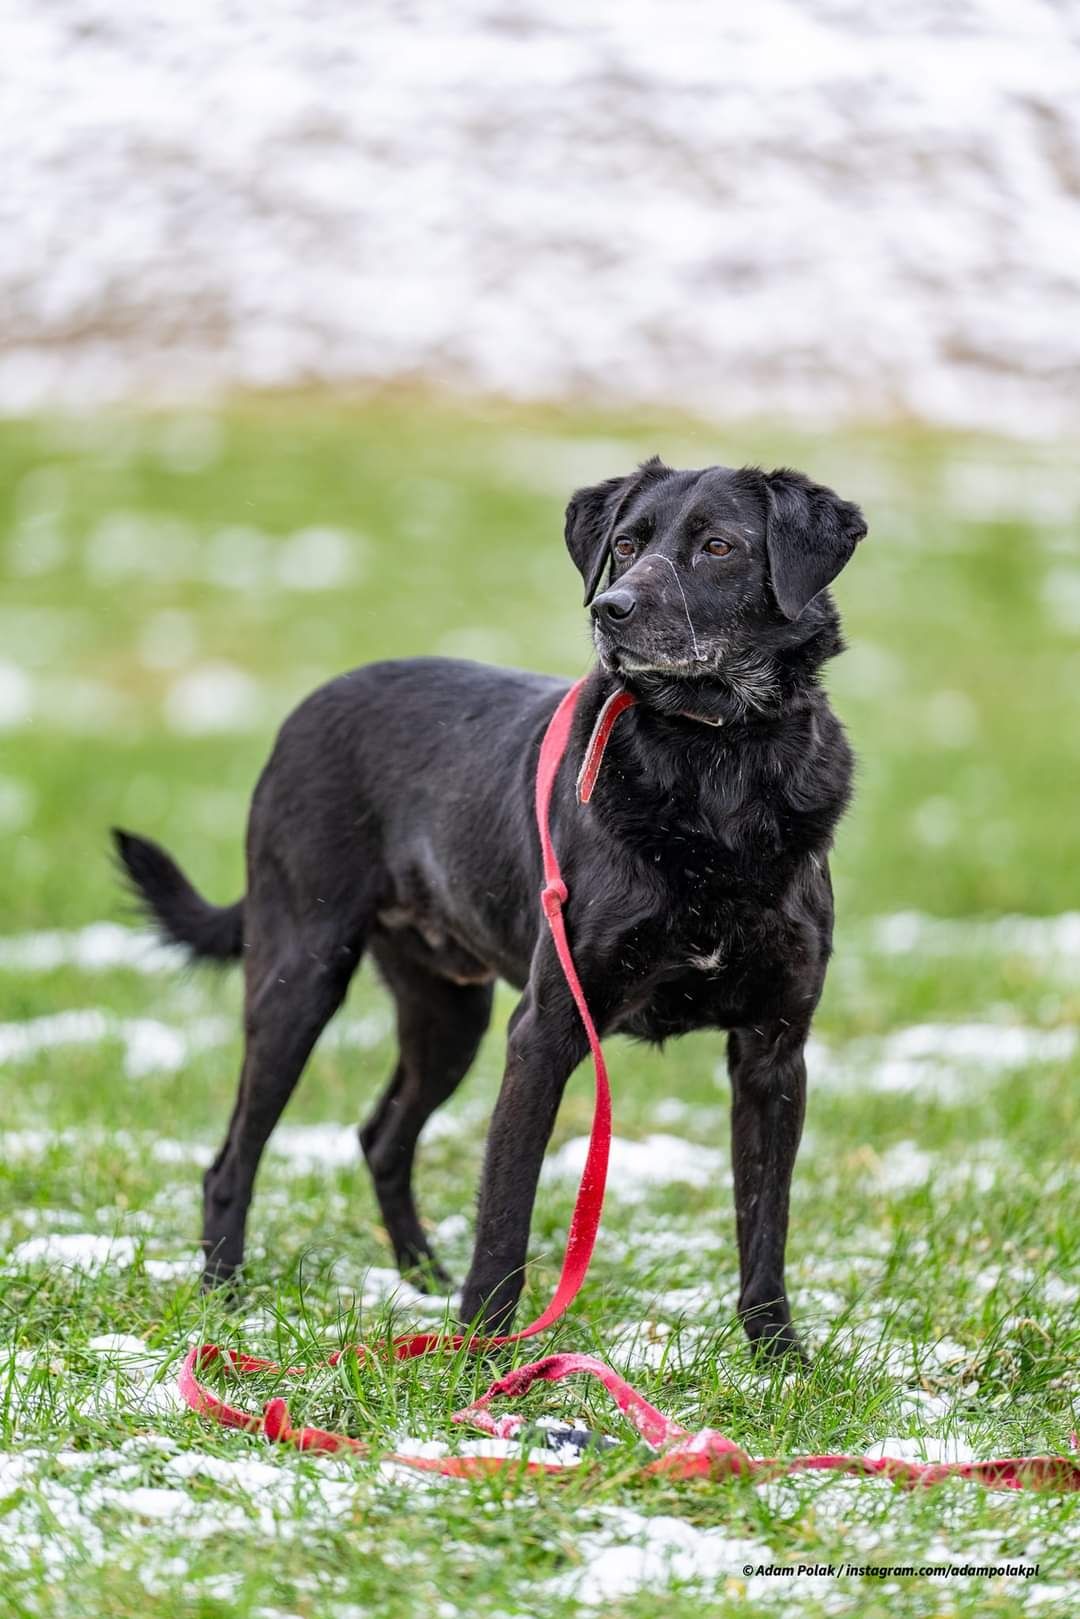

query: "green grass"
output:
1 395 1078 1617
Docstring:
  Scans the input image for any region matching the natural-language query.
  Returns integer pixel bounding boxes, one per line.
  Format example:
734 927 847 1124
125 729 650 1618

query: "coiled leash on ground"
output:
180 679 1080 1491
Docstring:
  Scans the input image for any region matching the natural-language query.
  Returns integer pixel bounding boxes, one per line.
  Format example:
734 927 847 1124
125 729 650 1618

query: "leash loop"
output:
540 878 568 917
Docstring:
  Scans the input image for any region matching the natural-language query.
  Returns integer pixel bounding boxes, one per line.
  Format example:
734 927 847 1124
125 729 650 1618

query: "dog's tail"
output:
111 828 244 963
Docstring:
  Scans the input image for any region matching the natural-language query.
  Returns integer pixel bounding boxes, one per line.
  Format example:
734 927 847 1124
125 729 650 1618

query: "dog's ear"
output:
763 468 868 620
564 475 626 605
564 457 670 605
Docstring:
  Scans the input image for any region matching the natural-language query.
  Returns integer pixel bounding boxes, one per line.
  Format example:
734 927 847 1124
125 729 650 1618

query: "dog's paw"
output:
458 1281 520 1339
745 1323 810 1371
199 1259 243 1306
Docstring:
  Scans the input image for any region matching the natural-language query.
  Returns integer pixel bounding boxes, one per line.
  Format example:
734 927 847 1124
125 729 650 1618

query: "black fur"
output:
113 458 866 1360
112 828 244 961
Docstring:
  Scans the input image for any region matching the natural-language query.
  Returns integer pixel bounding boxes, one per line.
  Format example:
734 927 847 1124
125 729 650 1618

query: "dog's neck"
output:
599 600 845 730
581 663 848 876
604 663 811 731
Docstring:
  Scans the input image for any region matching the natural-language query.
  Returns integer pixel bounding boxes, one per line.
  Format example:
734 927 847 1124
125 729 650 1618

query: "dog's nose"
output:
591 588 637 625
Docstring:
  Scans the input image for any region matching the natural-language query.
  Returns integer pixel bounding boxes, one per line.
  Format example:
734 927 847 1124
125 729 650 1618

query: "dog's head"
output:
565 458 866 716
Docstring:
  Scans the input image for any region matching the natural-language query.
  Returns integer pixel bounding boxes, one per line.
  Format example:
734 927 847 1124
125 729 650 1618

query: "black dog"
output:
114 457 866 1360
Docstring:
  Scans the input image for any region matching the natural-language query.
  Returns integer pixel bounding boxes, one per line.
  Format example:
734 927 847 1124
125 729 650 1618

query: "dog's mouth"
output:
599 639 712 679
598 631 784 723
612 650 703 676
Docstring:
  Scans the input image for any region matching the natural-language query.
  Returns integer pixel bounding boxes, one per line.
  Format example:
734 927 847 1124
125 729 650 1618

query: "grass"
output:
1 393 1078 1616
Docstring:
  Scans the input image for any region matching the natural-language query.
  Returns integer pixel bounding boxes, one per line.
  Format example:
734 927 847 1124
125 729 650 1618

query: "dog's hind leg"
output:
361 938 494 1289
201 909 364 1289
727 1023 809 1363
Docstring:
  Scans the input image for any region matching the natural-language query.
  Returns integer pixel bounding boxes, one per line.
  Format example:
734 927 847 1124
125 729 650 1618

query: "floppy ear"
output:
564 475 627 605
763 469 868 620
564 457 671 606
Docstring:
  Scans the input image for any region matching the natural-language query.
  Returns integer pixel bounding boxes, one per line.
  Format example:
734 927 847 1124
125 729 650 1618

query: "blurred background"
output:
2 0 1079 946
5 0 1080 432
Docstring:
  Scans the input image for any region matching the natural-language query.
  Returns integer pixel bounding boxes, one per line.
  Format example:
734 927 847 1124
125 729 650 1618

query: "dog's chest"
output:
614 910 811 1037
605 835 826 1037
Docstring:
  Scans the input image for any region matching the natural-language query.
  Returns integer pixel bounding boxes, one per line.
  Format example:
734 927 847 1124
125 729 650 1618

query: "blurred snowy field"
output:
3 0 1080 433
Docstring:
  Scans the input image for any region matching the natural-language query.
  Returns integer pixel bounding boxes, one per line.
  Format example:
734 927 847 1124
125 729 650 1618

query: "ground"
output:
1 396 1078 1617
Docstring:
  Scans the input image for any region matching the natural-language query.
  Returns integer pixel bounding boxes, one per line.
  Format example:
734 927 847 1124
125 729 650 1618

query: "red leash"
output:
179 677 1079 1491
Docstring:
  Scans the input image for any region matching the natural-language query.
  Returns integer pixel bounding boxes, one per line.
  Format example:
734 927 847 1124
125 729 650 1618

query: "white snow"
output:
267 1124 363 1171
10 1233 200 1281
0 1438 369 1575
879 1022 1075 1067
0 663 33 729
861 1433 980 1465
0 923 185 975
866 1141 937 1192
276 527 362 591
2 1 1080 435
550 1505 771 1604
803 1019 1077 1102
163 663 263 734
0 1008 229 1078
0 1116 470 1177
541 1132 726 1194
874 912 1080 965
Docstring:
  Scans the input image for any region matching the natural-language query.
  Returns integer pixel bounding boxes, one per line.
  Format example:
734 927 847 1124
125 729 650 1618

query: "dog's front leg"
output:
460 949 589 1334
727 1023 810 1363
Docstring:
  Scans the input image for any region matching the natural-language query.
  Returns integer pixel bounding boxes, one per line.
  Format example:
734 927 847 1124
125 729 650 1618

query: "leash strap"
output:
575 687 637 804
177 677 1079 1492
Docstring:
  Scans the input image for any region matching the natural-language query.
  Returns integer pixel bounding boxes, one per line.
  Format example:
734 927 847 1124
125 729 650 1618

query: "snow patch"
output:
542 1133 726 1194
550 1505 771 1604
0 923 185 975
0 1008 229 1077
874 912 1080 965
803 1020 1076 1102
5 2 1080 435
10 1233 200 1281
163 663 262 734
0 663 33 729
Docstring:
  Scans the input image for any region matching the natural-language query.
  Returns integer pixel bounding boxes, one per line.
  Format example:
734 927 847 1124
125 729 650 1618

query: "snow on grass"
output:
800 1020 1076 1102
5 1 1080 436
267 1102 477 1173
0 1008 228 1076
5 913 1080 980
0 1127 215 1168
9 1233 200 1281
0 923 185 975
549 1505 771 1605
0 1439 372 1575
0 662 32 729
162 662 263 734
874 911 1080 964
541 1133 727 1194
0 999 387 1090
0 1106 469 1183
863 1141 937 1193
1 919 1076 1609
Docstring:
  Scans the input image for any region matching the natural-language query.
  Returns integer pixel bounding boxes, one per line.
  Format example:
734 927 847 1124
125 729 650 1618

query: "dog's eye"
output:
705 538 734 557
612 537 636 560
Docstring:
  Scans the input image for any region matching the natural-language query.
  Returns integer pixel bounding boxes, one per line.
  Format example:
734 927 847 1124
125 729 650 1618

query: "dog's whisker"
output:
653 553 706 663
